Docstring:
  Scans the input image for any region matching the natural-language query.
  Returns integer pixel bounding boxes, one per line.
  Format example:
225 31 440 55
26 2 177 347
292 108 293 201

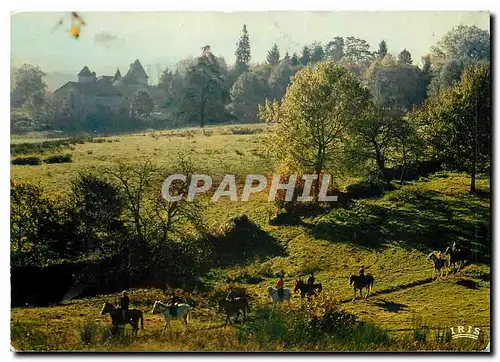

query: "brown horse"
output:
444 246 471 273
349 274 374 301
100 302 143 335
218 297 249 325
293 279 323 299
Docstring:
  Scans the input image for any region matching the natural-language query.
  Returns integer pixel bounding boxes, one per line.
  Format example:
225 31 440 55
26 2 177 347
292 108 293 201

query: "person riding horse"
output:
226 285 236 302
276 276 284 301
168 294 181 318
307 273 315 285
119 290 130 323
359 266 365 280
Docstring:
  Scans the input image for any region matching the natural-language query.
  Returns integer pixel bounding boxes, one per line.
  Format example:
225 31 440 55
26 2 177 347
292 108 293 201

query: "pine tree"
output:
266 43 280 65
235 24 251 74
301 46 311 66
398 49 413 65
377 40 388 59
291 53 300 66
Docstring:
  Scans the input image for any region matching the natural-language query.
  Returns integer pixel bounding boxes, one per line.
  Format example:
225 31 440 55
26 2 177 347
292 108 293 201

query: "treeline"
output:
10 25 490 134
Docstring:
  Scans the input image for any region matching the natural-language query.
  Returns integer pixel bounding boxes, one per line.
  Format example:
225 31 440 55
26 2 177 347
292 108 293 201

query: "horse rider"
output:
276 276 284 300
168 293 181 317
359 265 365 280
307 273 315 285
226 285 237 302
438 250 446 259
119 290 130 322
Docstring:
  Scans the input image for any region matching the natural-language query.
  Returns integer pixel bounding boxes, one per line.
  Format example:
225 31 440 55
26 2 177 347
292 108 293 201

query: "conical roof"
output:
124 59 149 79
78 66 92 76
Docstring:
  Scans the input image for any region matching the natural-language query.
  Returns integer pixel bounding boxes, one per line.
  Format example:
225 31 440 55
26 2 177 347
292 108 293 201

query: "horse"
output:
151 301 190 330
427 252 449 279
100 302 143 335
218 297 249 325
349 274 374 301
293 279 323 299
445 246 471 272
267 286 291 304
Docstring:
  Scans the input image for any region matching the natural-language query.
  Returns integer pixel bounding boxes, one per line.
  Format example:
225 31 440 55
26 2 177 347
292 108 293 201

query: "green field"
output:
10 125 490 351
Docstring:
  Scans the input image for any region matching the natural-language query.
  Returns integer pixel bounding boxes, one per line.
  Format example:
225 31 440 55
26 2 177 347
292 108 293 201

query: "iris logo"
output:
450 325 481 340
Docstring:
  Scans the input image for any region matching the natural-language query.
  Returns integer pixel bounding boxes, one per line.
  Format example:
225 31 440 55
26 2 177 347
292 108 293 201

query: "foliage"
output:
300 45 311 66
129 89 154 119
309 42 326 63
70 172 125 253
429 25 490 96
11 64 47 109
261 61 372 196
235 25 251 74
377 40 388 59
266 43 280 65
325 37 344 62
178 46 228 128
237 295 390 349
10 181 82 264
229 71 270 120
44 154 72 164
11 156 42 166
413 64 490 192
364 56 428 111
397 49 413 65
267 61 301 101
343 37 374 66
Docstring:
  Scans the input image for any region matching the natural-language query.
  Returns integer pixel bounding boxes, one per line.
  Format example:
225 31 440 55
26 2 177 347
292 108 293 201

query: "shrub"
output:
45 154 72 164
11 156 42 165
237 294 390 349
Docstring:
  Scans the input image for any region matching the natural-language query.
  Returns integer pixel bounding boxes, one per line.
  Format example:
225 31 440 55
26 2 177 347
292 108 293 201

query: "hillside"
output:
10 127 490 351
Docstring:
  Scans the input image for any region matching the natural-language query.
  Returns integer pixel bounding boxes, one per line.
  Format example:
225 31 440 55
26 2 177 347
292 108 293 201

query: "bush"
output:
45 154 72 164
237 294 390 349
11 156 42 165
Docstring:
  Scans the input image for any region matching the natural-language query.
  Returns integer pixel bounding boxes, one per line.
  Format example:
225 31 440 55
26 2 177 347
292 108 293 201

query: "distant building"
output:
52 59 164 118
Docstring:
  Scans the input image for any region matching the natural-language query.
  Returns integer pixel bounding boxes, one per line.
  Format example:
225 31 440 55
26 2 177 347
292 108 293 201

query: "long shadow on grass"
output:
373 299 409 313
339 277 435 303
310 188 490 252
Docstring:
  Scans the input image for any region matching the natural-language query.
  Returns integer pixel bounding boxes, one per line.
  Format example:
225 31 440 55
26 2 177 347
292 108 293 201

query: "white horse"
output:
151 301 190 330
267 286 291 304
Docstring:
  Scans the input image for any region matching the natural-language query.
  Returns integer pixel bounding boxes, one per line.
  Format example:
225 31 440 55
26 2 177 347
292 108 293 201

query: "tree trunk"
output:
374 148 390 185
399 143 407 185
313 146 325 201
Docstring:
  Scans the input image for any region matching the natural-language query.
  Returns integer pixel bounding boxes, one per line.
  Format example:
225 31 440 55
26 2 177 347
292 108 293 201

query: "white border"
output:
2 1 497 361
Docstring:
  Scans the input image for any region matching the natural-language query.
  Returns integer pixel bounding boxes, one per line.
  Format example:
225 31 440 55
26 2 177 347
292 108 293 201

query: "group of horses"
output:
99 273 377 334
101 242 470 335
427 242 472 279
99 300 192 335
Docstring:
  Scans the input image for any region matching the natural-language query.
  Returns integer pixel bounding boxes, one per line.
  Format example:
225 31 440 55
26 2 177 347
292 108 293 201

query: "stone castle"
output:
52 59 164 115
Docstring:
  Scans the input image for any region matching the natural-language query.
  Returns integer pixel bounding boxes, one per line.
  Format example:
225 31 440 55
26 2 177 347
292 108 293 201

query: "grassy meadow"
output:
10 124 490 351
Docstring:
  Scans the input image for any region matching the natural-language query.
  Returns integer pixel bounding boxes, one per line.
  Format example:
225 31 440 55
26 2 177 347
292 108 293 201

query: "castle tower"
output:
77 66 96 83
112 68 123 86
123 59 149 86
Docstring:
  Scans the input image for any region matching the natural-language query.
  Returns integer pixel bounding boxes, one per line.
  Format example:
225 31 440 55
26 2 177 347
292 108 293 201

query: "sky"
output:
11 11 490 84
